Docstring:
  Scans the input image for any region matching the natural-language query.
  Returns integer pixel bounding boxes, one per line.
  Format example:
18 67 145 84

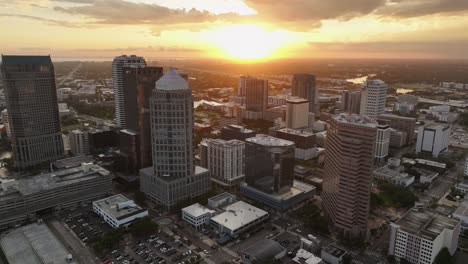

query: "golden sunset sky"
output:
1 0 468 60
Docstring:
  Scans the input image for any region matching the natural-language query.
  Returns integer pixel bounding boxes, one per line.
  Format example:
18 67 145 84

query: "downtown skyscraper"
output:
112 55 146 128
140 69 210 209
244 77 268 120
1 55 64 169
292 74 318 114
360 79 388 119
322 113 377 240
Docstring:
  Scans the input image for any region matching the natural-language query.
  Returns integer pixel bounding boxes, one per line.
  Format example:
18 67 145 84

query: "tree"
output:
129 217 158 237
93 227 125 255
343 254 353 264
134 190 146 205
61 115 79 127
434 247 454 264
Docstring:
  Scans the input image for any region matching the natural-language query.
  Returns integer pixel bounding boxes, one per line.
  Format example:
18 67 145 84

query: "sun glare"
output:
211 24 289 61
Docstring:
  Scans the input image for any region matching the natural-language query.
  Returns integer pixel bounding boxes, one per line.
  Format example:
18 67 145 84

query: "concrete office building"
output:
321 245 347 264
378 114 416 145
394 94 419 115
181 203 215 229
93 194 148 228
360 80 388 119
221 124 256 141
341 90 361 114
238 75 248 96
210 201 269 237
292 74 318 114
121 67 163 170
0 163 112 230
140 69 210 209
200 138 245 188
416 124 450 157
69 129 89 156
388 210 461 264
1 55 64 169
375 125 391 161
286 97 310 129
322 114 377 240
244 77 268 120
390 129 407 148
275 128 318 160
112 55 146 128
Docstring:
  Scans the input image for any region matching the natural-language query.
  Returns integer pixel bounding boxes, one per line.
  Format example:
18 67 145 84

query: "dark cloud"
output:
308 41 468 59
0 13 80 27
52 0 236 25
376 0 468 17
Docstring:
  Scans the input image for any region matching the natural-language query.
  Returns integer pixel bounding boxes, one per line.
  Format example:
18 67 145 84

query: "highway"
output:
58 63 82 87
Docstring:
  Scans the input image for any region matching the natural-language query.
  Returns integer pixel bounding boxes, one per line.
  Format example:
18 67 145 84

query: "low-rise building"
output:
181 203 215 229
241 239 286 264
417 168 439 184
321 245 347 264
210 201 268 237
275 128 318 160
388 210 461 264
93 194 148 229
0 163 112 230
293 248 325 264
207 192 236 208
456 180 468 194
374 166 415 187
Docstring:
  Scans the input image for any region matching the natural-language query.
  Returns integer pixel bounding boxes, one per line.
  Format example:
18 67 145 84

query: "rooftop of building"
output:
334 113 378 128
0 163 110 202
395 210 460 240
93 194 146 221
423 123 450 130
277 128 315 137
453 201 468 219
120 129 138 136
201 138 245 146
286 97 309 103
366 79 387 86
1 55 52 66
293 249 324 264
457 180 468 189
378 113 417 121
51 155 95 171
322 244 347 258
242 239 285 260
182 203 214 217
0 223 72 264
223 124 255 133
246 134 295 147
374 165 413 180
208 192 236 204
156 69 189 91
210 201 268 231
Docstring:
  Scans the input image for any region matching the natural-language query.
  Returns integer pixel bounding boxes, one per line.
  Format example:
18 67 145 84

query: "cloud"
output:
308 40 468 59
0 13 81 27
376 0 468 17
52 0 237 25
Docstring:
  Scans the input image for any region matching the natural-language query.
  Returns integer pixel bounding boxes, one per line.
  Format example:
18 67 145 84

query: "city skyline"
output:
1 0 468 60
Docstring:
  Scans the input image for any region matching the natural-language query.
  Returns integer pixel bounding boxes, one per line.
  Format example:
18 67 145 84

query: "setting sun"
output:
211 24 290 60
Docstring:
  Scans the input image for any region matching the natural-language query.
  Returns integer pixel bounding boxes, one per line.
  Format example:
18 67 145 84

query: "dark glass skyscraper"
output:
120 66 163 172
292 74 318 114
1 55 64 169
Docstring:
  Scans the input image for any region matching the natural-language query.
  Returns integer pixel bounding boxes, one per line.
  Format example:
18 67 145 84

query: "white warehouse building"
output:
93 194 148 228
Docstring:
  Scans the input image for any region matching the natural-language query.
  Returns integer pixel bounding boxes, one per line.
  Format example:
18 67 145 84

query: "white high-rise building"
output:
200 138 245 188
416 124 450 157
360 80 388 119
286 97 309 129
112 55 146 128
69 129 89 156
388 210 461 264
375 125 391 160
140 69 210 209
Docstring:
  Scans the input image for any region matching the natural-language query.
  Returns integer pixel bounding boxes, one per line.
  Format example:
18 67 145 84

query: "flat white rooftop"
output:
182 203 215 217
210 201 268 231
93 194 146 220
246 134 294 147
0 223 73 264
